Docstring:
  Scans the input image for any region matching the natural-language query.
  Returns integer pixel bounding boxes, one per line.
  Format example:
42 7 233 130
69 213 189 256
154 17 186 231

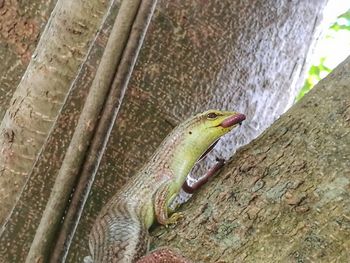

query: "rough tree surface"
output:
0 0 331 262
0 0 111 225
68 0 328 261
0 0 56 119
0 1 123 261
151 56 350 262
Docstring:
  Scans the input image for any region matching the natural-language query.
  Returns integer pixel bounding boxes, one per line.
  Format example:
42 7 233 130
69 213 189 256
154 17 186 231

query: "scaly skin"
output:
86 110 246 263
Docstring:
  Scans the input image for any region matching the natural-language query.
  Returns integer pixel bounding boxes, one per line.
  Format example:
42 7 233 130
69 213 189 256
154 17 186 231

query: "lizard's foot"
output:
165 212 184 227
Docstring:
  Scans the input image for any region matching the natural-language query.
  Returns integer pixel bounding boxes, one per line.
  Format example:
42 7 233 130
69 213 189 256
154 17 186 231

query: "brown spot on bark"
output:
3 129 15 143
0 0 39 64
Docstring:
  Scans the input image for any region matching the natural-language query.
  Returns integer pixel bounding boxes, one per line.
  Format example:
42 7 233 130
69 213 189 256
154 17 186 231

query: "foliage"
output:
330 11 350 31
296 9 350 101
296 58 332 101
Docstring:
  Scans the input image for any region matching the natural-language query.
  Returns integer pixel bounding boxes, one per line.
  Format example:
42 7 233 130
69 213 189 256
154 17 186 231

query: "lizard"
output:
85 109 246 263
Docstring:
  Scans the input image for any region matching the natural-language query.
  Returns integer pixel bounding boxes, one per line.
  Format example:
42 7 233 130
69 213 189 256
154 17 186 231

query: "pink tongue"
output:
220 113 246 128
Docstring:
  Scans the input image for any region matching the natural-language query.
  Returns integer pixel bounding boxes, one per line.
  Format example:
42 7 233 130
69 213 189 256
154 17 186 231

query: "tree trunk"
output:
0 0 334 262
0 0 56 120
67 0 329 261
0 0 112 225
151 56 350 262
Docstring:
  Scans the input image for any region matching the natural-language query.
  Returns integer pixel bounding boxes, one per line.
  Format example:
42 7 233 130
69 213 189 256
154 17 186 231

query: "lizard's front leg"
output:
135 182 191 263
136 161 226 263
154 181 183 226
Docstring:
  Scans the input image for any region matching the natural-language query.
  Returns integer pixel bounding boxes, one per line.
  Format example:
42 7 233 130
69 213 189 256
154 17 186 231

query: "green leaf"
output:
296 9 350 101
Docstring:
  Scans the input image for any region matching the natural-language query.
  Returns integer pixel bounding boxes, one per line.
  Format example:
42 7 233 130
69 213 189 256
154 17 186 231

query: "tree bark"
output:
0 0 333 262
26 1 157 262
151 56 350 262
0 0 112 225
0 0 56 120
67 0 329 261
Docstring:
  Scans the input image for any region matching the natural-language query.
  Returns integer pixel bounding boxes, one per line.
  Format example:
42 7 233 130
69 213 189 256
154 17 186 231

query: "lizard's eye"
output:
207 112 218 119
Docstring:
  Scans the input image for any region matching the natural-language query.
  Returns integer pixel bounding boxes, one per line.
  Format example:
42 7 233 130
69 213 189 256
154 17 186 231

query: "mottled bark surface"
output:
0 0 331 262
0 0 114 225
68 0 329 261
27 1 157 262
0 0 56 120
0 2 124 261
150 57 350 262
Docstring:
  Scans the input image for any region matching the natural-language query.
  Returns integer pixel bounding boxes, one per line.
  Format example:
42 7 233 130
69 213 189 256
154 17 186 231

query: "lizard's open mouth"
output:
199 113 246 162
198 139 219 162
220 113 246 128
184 112 246 195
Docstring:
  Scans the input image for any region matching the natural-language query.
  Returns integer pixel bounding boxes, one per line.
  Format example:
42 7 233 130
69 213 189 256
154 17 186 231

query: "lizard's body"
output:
87 110 245 263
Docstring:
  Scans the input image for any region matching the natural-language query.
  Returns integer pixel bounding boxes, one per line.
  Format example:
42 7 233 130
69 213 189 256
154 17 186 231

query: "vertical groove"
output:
51 0 158 261
25 0 155 261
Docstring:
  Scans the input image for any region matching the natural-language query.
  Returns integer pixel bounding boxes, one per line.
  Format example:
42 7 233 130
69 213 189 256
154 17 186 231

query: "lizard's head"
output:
169 109 246 187
201 109 245 130
188 109 245 139
179 109 246 162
